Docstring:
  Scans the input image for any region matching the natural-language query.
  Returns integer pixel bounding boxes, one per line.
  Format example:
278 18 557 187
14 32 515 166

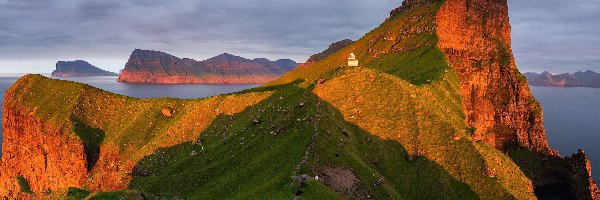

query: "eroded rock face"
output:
435 0 551 153
568 150 600 199
0 104 88 198
117 50 298 84
304 39 353 65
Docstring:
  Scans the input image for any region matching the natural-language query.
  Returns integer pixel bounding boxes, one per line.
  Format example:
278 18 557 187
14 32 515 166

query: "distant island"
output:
524 70 600 88
117 49 298 84
51 60 118 77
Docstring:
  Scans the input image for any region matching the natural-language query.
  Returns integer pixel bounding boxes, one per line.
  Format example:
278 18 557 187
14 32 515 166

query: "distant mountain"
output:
305 39 353 64
524 70 600 88
51 60 118 77
117 50 299 84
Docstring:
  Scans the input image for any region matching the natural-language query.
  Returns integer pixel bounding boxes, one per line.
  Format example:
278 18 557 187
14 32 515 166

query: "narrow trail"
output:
291 99 323 181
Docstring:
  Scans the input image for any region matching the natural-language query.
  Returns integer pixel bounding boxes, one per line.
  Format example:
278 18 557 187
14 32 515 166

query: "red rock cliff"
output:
0 87 88 198
435 0 551 153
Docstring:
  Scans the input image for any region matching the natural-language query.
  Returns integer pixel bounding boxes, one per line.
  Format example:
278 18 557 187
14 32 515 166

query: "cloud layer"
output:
0 0 397 73
0 0 598 74
509 0 600 73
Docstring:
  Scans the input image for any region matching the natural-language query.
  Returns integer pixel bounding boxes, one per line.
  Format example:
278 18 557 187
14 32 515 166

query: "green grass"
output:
17 176 33 194
66 187 91 200
267 1 447 87
127 83 479 199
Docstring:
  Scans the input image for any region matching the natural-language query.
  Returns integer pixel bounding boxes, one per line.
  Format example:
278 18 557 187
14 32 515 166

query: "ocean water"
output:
530 86 600 182
0 76 597 181
0 75 259 159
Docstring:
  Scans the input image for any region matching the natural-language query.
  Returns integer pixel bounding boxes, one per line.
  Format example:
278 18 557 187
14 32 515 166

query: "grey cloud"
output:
509 0 600 73
0 0 398 73
0 0 597 74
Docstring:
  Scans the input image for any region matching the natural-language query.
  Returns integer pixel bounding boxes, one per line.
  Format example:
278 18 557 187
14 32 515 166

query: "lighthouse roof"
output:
348 53 356 59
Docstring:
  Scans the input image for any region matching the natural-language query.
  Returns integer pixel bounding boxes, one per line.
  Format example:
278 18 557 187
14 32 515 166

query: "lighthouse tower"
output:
347 53 359 67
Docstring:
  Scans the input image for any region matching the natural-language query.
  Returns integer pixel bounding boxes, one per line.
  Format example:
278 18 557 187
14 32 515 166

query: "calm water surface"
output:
530 86 600 182
0 75 258 158
0 76 598 181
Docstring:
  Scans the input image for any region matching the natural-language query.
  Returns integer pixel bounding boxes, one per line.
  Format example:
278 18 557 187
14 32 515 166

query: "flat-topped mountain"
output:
1 0 598 199
117 50 299 84
524 71 600 88
51 60 118 77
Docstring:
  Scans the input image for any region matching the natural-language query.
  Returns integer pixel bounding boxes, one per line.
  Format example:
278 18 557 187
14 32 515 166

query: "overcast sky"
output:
0 0 598 74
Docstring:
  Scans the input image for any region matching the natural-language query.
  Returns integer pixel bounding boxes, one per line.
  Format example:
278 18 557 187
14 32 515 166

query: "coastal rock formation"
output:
117 50 298 84
524 71 600 88
51 60 118 77
0 84 88 198
436 0 551 153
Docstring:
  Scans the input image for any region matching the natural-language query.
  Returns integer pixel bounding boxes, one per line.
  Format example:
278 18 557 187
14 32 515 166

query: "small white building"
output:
348 53 359 67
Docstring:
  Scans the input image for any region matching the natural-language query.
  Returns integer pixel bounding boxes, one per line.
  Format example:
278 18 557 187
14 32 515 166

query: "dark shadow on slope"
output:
71 116 105 171
508 148 578 200
126 85 477 199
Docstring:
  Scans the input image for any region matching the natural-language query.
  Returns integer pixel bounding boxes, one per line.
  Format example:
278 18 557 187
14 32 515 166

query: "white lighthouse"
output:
347 53 359 67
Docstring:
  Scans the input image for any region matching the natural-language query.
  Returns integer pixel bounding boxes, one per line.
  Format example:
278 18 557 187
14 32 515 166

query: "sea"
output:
0 76 597 181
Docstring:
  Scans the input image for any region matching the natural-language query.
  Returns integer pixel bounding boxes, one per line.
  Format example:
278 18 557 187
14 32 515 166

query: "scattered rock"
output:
374 177 385 186
162 108 174 117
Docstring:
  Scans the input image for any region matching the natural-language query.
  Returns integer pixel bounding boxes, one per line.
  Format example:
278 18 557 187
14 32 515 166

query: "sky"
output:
0 0 598 74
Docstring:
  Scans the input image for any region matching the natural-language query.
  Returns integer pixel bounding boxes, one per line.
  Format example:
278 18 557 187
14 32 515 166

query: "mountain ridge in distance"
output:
117 49 299 84
524 70 600 88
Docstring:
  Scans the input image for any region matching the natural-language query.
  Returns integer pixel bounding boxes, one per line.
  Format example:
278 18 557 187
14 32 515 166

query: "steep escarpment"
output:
51 60 118 77
436 0 550 153
117 50 298 84
0 102 88 198
524 71 600 88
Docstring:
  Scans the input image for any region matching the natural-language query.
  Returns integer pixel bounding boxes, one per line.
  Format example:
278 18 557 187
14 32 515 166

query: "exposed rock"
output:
524 71 600 88
161 108 174 117
51 60 118 77
117 50 298 84
567 150 600 200
436 0 553 154
390 0 436 18
315 166 369 199
0 103 88 198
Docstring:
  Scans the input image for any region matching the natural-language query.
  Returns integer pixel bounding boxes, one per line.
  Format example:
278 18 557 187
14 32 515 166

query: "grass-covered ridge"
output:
268 1 448 87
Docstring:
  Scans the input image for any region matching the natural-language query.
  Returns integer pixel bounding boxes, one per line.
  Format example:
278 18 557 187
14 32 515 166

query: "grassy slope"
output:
268 2 448 87
6 1 540 199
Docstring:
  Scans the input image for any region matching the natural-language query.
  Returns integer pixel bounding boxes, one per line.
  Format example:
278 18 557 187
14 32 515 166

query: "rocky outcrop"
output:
435 0 551 153
117 50 298 84
434 0 599 198
568 150 600 199
524 71 600 88
390 0 436 18
51 60 118 77
0 94 88 198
